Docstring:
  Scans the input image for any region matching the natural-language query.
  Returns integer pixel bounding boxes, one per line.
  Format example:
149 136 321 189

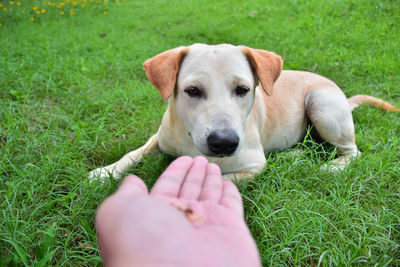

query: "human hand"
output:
96 156 260 267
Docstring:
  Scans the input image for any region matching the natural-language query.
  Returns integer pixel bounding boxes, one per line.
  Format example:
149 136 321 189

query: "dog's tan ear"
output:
143 47 189 99
242 47 283 96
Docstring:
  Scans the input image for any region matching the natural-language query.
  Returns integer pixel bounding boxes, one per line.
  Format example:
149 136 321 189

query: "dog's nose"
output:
207 130 239 155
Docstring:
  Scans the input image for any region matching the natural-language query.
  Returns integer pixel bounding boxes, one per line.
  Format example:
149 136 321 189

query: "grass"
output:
1 0 399 265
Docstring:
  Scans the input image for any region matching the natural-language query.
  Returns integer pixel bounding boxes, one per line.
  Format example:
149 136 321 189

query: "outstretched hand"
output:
96 156 261 267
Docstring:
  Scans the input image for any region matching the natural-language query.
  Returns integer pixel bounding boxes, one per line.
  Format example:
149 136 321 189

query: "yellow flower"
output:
60 11 64 14
103 11 107 14
0 23 2 27
33 6 39 10
81 4 85 7
17 2 21 5
30 17 35 21
41 9 46 13
36 11 40 14
0 4 3 7
9 1 14 5
66 0 70 3
70 10 76 15
72 1 77 5
3 7 7 11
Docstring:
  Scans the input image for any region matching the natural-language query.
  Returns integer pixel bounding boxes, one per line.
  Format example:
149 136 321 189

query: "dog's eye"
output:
184 87 202 97
235 86 250 96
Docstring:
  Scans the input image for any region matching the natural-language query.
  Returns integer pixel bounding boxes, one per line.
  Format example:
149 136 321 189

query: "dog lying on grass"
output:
89 43 398 181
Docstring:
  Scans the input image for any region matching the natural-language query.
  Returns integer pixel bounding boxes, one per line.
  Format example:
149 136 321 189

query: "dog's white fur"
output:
89 44 398 181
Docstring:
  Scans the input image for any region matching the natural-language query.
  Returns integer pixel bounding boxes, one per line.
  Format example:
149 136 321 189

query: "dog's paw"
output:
222 169 258 181
283 148 304 158
321 153 359 172
320 161 346 172
88 166 120 182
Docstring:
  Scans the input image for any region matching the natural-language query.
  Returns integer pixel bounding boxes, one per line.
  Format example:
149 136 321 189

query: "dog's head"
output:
144 44 282 157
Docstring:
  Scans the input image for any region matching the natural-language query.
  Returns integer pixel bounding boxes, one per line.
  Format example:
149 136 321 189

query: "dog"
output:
89 43 398 181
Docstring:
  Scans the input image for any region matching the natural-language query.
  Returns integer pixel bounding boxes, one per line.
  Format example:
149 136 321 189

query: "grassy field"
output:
1 0 399 265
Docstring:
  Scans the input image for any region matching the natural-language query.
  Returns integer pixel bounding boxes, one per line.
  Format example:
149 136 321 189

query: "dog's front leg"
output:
88 134 159 181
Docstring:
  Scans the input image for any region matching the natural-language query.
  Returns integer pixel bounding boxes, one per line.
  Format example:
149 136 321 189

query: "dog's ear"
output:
143 47 189 99
242 47 283 96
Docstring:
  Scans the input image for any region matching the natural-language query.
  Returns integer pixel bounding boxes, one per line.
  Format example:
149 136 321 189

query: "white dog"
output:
89 44 398 180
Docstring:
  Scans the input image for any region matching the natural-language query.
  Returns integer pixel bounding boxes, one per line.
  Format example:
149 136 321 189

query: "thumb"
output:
116 175 149 196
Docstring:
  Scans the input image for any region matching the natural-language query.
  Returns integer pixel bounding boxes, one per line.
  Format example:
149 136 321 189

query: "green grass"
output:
1 0 399 265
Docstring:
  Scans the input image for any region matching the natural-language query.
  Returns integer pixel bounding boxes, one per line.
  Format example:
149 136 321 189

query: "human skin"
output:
96 156 261 267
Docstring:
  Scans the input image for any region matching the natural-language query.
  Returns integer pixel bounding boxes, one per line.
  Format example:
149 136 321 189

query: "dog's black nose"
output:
207 130 239 156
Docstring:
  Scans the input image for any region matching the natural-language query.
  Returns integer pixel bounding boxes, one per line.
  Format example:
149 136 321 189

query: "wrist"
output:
106 257 181 267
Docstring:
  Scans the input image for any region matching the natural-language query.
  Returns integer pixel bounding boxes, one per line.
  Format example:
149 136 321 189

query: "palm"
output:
157 195 245 228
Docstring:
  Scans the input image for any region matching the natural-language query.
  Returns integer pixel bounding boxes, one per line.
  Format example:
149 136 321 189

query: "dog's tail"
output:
348 95 399 112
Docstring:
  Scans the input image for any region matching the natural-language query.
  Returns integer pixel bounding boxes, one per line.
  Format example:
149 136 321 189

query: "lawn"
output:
0 0 399 265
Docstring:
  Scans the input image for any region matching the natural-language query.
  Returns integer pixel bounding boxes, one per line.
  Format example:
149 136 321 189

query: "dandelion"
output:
3 7 7 11
0 23 2 27
81 4 85 7
30 17 35 21
70 10 76 15
17 2 21 5
103 11 107 14
33 6 39 10
9 1 14 5
41 9 46 13
60 11 64 14
0 4 3 7
36 11 40 14
72 1 77 5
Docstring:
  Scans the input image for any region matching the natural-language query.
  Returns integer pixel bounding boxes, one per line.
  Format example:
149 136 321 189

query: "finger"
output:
178 156 208 200
116 175 149 196
150 156 193 197
199 163 222 202
220 181 243 217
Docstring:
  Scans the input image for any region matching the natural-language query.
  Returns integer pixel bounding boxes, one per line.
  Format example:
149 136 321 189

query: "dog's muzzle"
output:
207 129 239 156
